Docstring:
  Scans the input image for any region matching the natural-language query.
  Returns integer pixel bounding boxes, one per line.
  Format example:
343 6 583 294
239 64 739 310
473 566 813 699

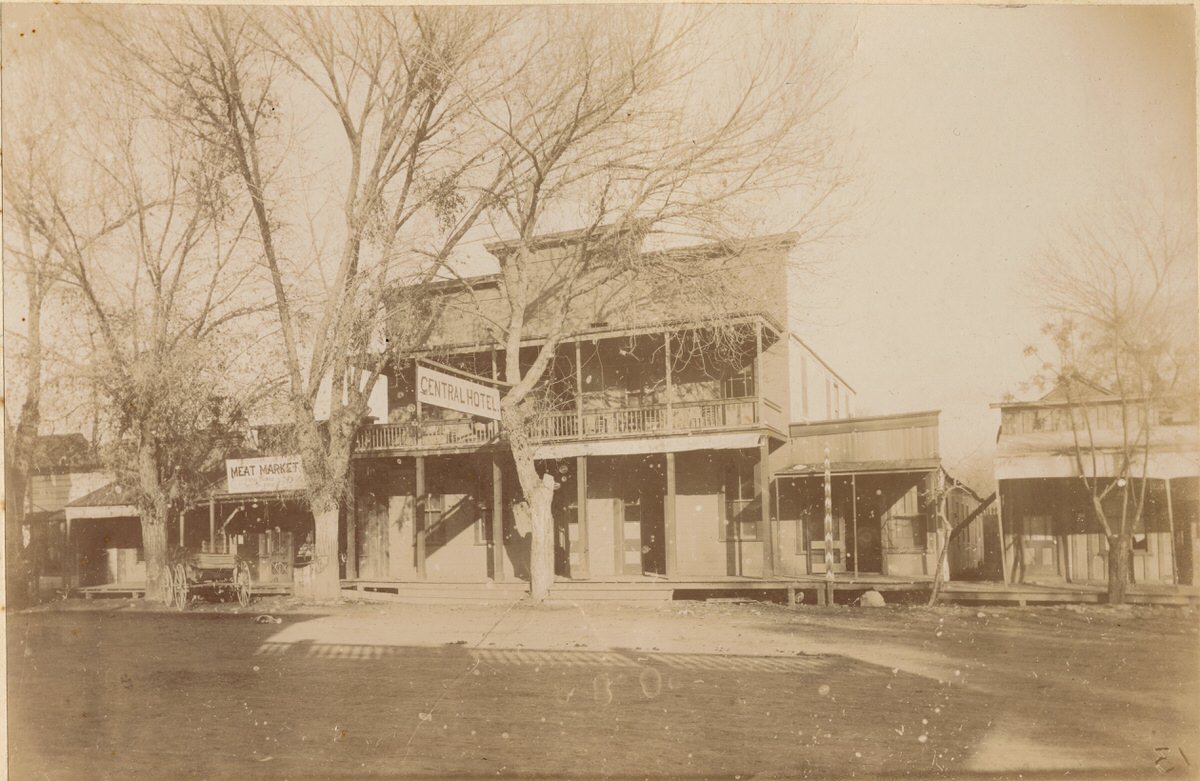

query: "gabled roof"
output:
1038 376 1114 404
67 480 132 508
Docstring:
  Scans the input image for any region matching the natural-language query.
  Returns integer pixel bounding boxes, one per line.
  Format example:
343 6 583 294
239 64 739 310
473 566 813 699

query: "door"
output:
619 497 643 575
1020 514 1060 580
808 511 847 573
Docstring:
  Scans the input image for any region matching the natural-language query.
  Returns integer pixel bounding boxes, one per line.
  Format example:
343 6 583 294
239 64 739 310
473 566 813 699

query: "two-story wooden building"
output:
993 383 1200 586
343 228 972 595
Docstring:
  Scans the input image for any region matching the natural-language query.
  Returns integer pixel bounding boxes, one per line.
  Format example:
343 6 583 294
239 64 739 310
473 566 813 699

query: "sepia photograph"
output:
3 2 1197 779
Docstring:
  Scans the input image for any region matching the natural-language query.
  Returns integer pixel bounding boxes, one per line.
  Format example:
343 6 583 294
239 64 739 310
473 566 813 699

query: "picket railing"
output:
356 398 760 452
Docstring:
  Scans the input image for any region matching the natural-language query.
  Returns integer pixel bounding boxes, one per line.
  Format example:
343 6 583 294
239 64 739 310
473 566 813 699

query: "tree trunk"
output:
503 403 556 601
301 501 343 601
1106 533 1133 604
142 516 169 603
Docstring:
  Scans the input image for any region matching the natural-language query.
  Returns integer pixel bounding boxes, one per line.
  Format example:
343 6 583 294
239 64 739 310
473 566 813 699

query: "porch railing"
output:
356 397 760 452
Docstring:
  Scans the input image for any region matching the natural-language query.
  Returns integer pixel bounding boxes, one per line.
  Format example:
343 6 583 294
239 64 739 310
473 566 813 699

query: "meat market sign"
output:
417 364 501 421
225 456 306 494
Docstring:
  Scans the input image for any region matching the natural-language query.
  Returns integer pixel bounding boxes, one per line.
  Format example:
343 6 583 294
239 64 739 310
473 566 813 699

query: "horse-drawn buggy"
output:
163 546 253 609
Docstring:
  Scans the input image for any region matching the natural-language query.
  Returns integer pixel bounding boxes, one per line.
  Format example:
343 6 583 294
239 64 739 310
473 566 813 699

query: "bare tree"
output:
1026 191 1197 604
453 7 851 600
4 58 266 601
100 6 510 599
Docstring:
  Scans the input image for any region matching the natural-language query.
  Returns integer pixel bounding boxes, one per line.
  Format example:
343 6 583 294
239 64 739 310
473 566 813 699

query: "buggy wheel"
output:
235 562 252 607
161 565 174 606
173 562 189 610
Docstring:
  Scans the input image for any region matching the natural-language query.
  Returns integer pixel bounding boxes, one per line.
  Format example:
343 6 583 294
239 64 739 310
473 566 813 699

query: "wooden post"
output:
1165 478 1177 585
346 468 358 581
178 508 185 549
851 473 859 576
759 436 775 578
575 340 584 437
577 455 589 579
414 359 423 447
209 495 216 549
754 321 764 425
491 455 504 581
415 456 426 579
995 483 1012 585
801 477 812 575
665 451 677 576
823 447 834 602
664 331 673 432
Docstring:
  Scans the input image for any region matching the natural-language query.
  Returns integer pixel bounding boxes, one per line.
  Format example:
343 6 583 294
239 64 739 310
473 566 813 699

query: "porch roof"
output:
532 430 763 460
994 427 1200 480
65 480 138 521
775 457 941 477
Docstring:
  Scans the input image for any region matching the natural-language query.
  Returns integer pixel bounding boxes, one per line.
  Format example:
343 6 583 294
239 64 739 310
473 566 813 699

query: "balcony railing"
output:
356 398 760 453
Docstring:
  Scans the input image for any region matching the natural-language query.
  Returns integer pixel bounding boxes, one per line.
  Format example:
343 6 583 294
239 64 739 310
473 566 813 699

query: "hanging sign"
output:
226 456 306 494
417 365 502 421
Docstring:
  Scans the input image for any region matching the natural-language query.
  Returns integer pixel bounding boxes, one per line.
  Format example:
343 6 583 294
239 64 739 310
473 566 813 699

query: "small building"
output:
64 481 144 590
773 411 954 579
992 384 1200 586
21 434 111 593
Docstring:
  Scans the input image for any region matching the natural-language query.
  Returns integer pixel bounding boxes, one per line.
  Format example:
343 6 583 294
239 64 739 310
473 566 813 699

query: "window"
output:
833 382 840 418
720 456 760 542
886 514 926 550
423 494 446 545
474 500 491 546
722 364 755 399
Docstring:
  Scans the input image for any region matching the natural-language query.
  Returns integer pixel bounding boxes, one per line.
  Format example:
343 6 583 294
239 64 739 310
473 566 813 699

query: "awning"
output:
532 431 763 460
994 427 1200 481
65 481 139 521
995 452 1200 481
776 458 940 477
65 504 138 521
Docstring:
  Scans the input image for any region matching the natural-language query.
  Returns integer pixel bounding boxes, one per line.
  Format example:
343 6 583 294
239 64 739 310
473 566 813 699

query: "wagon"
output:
162 548 253 610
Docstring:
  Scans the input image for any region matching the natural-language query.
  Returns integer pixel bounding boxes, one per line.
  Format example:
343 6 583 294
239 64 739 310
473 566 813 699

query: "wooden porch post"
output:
576 455 589 579
664 331 674 432
851 473 859 575
665 451 677 576
491 454 505 582
209 496 216 549
415 456 426 579
754 321 764 425
346 466 358 581
995 483 1012 585
1165 478 1177 585
178 508 185 548
575 341 584 436
759 436 775 578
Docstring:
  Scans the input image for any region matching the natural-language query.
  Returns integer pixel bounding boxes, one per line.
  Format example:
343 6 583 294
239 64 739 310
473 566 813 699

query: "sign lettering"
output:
225 456 306 494
416 365 501 421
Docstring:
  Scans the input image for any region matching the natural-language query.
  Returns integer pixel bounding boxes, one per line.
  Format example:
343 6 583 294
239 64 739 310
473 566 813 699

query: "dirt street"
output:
8 597 1198 780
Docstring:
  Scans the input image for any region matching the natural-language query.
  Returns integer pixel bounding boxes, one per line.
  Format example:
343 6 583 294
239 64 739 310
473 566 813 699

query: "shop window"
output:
886 514 926 551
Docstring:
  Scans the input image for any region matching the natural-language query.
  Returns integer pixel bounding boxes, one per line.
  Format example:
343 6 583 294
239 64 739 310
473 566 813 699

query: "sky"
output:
3 3 1195 482
784 4 1196 476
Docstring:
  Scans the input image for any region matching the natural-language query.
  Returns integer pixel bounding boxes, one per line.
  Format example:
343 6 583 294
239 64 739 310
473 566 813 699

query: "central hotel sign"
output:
417 365 501 421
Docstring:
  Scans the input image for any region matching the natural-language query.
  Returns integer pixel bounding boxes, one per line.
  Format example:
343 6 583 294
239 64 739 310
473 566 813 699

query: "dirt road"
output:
8 598 1197 780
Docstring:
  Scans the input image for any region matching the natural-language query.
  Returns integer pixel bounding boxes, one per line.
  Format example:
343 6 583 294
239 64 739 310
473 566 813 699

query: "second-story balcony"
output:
355 318 789 456
356 396 778 454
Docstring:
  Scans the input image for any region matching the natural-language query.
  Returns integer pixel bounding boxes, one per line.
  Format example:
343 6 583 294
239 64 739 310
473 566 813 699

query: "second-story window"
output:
722 364 755 399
